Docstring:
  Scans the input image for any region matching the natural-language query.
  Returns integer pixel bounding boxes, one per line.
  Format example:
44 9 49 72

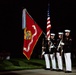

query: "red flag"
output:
46 4 51 40
22 9 42 60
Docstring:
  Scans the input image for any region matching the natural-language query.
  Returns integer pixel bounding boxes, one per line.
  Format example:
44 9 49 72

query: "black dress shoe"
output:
65 71 72 73
57 69 63 72
51 69 57 71
45 68 50 70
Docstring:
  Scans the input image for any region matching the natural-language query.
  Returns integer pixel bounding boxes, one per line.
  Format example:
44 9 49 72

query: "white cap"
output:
64 29 71 32
51 33 55 36
58 32 63 35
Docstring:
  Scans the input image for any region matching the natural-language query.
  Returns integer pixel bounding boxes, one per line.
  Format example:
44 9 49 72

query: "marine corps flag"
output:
22 9 42 60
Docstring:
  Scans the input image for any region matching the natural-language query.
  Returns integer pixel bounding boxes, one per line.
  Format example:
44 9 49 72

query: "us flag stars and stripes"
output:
46 4 51 40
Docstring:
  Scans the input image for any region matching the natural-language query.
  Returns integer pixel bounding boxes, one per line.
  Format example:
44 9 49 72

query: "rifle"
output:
57 35 64 56
49 39 56 52
41 38 45 58
49 39 56 59
57 40 62 51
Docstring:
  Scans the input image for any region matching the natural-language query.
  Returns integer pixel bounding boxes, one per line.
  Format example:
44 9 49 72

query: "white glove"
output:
60 42 64 45
42 47 45 49
50 46 54 48
42 51 45 55
61 50 63 52
58 45 61 48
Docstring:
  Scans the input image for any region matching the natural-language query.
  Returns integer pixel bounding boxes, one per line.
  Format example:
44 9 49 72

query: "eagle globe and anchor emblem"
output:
24 29 32 40
23 25 37 52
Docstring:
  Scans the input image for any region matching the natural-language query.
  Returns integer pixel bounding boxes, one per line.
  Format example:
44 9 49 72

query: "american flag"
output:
46 4 51 40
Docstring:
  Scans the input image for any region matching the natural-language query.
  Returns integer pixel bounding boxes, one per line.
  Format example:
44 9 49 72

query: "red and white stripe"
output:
46 16 51 40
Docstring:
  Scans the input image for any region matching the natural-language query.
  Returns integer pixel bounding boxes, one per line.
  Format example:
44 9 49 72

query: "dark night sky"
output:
0 0 76 58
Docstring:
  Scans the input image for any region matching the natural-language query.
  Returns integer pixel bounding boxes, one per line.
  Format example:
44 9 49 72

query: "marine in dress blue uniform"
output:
63 29 72 73
42 35 50 70
49 33 57 71
56 32 64 71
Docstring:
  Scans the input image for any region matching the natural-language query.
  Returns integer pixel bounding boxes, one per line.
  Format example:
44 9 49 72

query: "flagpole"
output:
43 32 46 36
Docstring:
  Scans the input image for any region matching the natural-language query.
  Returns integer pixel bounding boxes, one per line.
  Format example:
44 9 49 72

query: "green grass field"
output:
0 58 76 71
0 58 45 71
